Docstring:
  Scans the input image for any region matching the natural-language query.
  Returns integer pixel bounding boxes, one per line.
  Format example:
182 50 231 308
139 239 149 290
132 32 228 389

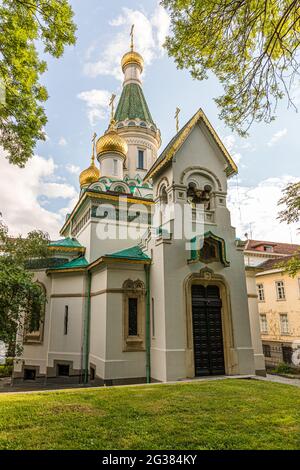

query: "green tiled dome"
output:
114 83 155 125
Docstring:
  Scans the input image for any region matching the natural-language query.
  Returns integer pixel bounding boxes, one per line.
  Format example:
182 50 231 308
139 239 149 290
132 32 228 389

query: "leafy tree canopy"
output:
278 181 300 276
0 219 49 354
162 0 300 135
0 0 76 166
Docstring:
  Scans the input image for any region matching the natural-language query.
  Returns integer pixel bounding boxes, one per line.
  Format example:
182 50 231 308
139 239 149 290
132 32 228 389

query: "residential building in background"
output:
244 240 300 369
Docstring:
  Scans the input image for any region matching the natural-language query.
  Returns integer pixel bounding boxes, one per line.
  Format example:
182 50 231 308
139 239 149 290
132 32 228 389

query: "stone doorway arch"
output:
184 268 236 377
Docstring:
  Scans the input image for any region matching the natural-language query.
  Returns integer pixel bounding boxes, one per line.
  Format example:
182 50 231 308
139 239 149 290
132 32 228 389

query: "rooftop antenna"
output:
109 93 116 121
130 24 135 51
175 107 181 133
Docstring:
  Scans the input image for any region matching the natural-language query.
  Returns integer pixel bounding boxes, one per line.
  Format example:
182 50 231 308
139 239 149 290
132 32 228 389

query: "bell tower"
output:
113 25 161 181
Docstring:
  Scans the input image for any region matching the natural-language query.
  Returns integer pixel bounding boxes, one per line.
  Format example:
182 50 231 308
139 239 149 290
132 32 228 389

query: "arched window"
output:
24 283 46 344
160 186 168 205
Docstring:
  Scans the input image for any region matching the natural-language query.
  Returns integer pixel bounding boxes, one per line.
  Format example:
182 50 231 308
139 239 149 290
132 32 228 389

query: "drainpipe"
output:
145 264 151 383
83 271 92 384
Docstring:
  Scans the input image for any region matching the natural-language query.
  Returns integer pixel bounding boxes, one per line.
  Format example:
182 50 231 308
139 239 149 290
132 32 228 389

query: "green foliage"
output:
0 0 76 166
162 0 300 135
276 254 300 278
0 219 49 354
272 363 298 375
277 181 300 276
278 182 300 224
0 363 13 378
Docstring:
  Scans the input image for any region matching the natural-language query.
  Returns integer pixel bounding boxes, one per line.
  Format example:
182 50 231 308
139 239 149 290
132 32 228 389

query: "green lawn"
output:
0 379 299 450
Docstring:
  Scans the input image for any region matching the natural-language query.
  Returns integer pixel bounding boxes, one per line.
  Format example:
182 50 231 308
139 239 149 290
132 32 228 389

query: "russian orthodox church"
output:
13 35 265 385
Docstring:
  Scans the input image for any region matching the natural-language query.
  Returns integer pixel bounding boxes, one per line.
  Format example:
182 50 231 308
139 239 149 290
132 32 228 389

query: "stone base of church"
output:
255 369 267 377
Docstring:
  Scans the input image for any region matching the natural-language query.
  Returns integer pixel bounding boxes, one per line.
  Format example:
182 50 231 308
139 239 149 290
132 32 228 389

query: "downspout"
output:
83 270 92 384
145 264 151 384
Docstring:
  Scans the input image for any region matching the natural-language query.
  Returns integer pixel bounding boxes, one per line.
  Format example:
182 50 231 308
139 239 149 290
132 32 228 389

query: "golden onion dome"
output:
121 50 144 73
96 121 128 158
79 139 100 188
79 162 100 188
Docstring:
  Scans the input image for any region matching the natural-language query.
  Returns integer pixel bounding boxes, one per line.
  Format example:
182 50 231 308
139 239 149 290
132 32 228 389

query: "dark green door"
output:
192 285 225 376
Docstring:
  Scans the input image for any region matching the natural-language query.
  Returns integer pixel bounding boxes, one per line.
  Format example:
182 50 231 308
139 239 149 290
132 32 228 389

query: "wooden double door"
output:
191 284 225 376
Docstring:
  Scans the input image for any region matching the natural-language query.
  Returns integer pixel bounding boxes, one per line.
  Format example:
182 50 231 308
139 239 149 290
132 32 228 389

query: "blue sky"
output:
0 0 299 243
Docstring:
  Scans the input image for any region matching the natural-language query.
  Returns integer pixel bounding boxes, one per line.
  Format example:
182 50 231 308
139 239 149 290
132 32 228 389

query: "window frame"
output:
122 279 146 352
23 282 46 345
113 159 118 176
279 313 290 335
262 344 271 358
257 283 265 302
260 314 268 334
275 280 286 301
64 305 69 336
137 149 145 170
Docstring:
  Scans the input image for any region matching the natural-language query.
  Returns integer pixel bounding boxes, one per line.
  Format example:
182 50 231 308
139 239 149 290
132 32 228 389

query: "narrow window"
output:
257 283 265 302
280 314 289 334
151 297 155 337
64 306 68 335
57 364 70 377
276 281 286 300
138 150 144 169
24 369 36 380
128 298 138 336
260 314 268 334
262 344 271 358
113 159 118 175
282 345 293 364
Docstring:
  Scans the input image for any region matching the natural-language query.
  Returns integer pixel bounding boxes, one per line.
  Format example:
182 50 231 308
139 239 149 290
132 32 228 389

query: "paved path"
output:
1 373 300 394
255 373 300 387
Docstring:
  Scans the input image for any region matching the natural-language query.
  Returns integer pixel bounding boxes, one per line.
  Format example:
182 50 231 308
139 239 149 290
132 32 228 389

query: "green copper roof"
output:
105 246 150 261
49 256 88 270
114 83 155 125
49 237 83 248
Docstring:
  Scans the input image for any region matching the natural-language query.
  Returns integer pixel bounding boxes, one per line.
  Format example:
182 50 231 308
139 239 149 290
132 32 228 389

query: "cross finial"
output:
109 93 116 120
175 107 181 133
91 132 97 162
130 24 135 51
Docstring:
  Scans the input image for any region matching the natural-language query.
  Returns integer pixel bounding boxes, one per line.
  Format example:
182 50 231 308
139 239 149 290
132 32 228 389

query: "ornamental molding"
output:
125 138 155 151
180 166 222 191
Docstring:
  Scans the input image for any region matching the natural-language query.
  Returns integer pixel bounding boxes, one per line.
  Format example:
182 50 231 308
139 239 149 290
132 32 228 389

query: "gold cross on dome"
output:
109 94 116 120
130 24 135 51
175 107 181 133
91 132 97 161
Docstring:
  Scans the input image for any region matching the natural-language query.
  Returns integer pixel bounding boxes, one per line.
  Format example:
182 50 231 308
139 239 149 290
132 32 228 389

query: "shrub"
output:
273 363 297 375
0 363 13 378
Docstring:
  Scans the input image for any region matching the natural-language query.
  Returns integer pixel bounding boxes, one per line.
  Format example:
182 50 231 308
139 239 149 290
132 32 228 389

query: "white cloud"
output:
151 5 171 50
66 164 81 175
0 150 78 238
84 4 170 81
222 134 242 164
58 137 67 146
77 89 112 126
228 175 300 243
267 128 288 147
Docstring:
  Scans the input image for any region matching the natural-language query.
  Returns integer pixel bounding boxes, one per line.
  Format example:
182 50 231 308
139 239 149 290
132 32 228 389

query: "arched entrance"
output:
191 284 225 376
184 269 235 377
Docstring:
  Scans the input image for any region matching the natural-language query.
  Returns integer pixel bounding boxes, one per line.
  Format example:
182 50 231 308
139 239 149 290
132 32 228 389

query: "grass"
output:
0 379 299 450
